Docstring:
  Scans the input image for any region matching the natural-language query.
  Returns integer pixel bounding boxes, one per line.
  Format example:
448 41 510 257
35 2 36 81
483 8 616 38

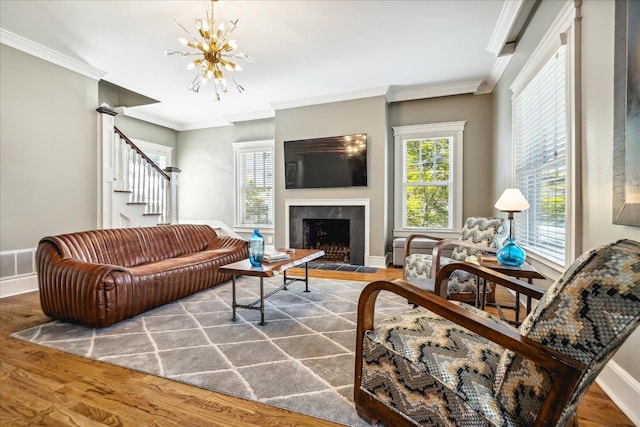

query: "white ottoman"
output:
392 237 437 267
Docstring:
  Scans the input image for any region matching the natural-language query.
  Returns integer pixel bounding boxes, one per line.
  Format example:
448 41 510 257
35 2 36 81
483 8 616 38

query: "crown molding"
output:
113 106 186 130
223 108 274 123
476 55 513 94
0 28 106 80
386 80 483 102
487 0 525 56
270 86 389 111
173 118 233 131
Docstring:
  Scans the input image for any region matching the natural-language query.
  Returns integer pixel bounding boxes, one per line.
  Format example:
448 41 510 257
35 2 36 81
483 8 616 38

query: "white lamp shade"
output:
495 188 530 212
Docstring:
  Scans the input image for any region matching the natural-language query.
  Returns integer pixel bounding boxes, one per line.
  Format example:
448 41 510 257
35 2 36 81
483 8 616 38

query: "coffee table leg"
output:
304 262 310 292
232 275 237 321
259 276 266 325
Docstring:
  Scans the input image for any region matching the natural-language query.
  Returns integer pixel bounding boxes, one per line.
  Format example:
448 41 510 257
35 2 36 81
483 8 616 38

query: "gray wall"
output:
274 96 388 260
114 115 176 149
389 93 495 221
0 44 99 250
176 118 275 226
492 0 640 388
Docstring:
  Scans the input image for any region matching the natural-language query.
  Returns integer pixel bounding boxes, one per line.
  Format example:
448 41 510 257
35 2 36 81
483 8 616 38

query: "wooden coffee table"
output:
218 249 325 325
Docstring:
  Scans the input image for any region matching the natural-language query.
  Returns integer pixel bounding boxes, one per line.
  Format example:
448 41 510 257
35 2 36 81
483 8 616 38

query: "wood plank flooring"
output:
0 267 634 426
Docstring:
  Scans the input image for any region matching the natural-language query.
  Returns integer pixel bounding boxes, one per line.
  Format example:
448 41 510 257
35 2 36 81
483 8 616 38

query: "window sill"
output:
233 226 274 234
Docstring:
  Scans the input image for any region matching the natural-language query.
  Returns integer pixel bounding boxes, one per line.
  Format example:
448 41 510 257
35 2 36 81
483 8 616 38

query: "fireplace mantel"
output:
285 199 370 266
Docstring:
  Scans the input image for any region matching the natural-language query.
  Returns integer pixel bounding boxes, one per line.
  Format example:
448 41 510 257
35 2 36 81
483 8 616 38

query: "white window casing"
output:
393 121 465 237
233 140 275 230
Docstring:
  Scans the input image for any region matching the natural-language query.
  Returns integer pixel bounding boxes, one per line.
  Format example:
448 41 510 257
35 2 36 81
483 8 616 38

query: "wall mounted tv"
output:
284 133 368 189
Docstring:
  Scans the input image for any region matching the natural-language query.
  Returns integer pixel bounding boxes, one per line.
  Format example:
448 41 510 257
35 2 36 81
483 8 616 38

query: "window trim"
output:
393 121 465 237
232 139 275 230
509 0 580 274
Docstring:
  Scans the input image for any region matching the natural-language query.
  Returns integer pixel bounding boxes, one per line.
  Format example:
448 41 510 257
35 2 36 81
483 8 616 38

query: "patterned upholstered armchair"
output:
356 239 640 426
404 216 507 303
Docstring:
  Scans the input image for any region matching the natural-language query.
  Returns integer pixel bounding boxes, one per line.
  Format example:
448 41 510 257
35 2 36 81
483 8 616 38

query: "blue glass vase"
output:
249 229 264 266
497 238 526 266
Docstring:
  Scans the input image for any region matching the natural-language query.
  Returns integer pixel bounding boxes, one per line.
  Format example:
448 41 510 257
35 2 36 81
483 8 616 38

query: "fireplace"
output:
303 219 350 263
288 204 365 265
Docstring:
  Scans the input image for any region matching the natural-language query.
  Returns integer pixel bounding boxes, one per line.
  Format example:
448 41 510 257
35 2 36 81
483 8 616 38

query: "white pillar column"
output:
96 106 117 229
165 167 182 224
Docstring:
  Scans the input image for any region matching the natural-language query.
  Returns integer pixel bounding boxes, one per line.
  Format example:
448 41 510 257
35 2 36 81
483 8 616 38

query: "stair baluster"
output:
113 127 171 224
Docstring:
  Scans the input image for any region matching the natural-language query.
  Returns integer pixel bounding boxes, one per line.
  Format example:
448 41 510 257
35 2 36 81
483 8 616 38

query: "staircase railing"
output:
113 127 170 224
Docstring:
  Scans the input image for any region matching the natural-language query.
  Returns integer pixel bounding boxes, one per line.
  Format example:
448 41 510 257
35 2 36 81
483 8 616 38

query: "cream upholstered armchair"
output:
355 239 640 426
404 216 507 303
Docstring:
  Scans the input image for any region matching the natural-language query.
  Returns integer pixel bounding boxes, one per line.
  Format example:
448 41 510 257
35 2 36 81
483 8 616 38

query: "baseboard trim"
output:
368 255 388 269
596 360 640 426
0 274 38 298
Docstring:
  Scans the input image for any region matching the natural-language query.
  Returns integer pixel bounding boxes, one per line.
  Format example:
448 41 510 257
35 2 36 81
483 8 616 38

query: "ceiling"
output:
0 0 518 130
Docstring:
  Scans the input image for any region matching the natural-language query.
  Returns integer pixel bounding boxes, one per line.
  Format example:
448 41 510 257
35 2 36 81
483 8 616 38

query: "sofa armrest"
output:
37 241 130 326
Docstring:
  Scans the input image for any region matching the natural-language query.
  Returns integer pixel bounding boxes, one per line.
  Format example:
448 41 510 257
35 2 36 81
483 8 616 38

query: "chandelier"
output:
164 0 252 101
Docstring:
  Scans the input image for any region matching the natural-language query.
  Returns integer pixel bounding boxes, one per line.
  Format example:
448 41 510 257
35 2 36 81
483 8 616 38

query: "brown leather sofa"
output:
36 224 248 327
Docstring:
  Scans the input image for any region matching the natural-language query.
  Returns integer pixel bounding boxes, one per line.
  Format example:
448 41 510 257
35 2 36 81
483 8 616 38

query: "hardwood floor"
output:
0 267 634 426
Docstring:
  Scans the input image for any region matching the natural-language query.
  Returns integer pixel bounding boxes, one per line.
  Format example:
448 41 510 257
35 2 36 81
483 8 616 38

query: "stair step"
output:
127 202 146 205
143 213 162 216
114 189 133 194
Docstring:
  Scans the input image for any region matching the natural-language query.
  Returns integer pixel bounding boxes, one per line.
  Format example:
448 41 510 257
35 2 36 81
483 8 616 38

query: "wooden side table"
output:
477 258 545 324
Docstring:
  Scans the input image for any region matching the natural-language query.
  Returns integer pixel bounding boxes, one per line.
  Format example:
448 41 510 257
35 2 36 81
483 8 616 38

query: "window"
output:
233 140 274 229
393 122 465 235
510 1 579 268
514 47 567 265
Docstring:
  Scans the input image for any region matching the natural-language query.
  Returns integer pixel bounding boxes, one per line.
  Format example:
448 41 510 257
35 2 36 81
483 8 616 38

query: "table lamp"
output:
494 188 529 266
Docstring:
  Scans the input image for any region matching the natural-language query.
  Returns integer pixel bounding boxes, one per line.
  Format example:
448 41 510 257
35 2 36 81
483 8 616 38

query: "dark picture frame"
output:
613 0 640 226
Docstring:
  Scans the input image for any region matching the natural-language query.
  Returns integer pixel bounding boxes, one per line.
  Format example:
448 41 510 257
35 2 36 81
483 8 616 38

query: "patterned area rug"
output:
12 276 409 426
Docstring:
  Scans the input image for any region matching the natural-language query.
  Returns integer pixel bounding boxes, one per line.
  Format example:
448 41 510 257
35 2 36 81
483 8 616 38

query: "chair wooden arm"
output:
434 261 546 300
430 239 499 279
403 234 443 261
355 278 586 427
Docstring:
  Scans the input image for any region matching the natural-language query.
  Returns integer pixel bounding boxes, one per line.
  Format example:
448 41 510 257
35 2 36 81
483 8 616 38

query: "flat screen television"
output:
284 133 367 189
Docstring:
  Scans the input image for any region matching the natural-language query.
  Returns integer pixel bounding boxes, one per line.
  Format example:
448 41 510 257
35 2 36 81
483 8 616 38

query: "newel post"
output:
165 166 181 224
96 106 117 229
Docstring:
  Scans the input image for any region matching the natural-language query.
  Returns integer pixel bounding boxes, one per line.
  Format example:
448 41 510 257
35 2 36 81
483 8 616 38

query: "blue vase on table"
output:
249 229 265 266
497 237 526 266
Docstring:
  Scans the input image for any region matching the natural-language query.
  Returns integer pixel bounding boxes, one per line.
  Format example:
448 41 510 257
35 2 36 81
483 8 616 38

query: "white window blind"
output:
402 137 454 229
236 145 273 227
513 45 567 265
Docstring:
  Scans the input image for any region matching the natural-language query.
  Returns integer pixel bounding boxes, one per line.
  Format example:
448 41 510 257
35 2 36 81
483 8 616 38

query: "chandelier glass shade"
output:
164 0 252 100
